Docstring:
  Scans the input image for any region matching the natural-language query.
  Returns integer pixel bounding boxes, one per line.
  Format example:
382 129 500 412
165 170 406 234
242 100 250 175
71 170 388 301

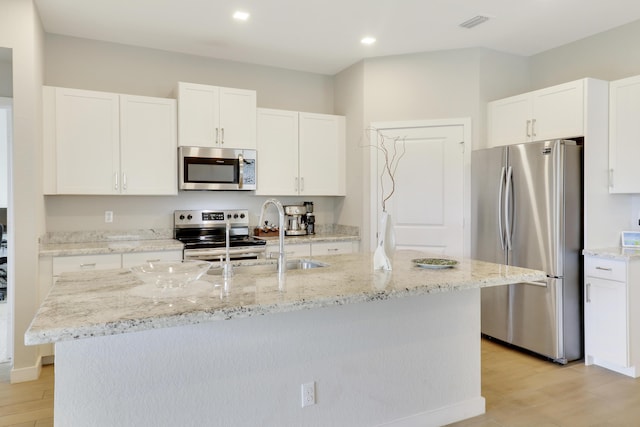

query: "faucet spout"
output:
258 199 286 277
222 220 233 279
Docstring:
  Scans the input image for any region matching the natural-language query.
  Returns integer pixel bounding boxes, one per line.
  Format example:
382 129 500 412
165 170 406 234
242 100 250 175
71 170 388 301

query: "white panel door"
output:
120 95 177 195
375 124 465 257
55 88 120 194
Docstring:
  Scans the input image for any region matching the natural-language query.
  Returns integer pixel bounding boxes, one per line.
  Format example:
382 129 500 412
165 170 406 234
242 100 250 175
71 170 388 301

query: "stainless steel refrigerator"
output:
472 139 583 364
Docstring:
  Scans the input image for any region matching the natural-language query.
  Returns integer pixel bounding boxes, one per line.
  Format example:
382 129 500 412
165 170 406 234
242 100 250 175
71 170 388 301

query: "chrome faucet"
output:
258 199 286 276
222 220 233 279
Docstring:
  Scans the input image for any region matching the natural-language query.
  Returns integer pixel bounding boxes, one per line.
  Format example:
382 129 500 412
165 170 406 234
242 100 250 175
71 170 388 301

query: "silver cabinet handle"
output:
114 172 119 191
215 128 219 144
531 118 537 137
221 128 224 144
295 177 299 193
301 177 305 192
122 172 127 191
327 248 339 252
586 282 591 303
80 263 96 269
526 120 531 137
595 266 612 271
146 259 161 263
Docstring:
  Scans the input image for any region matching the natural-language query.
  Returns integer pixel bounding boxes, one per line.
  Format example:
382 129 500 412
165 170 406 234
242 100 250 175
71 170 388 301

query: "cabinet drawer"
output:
311 241 354 256
53 254 121 275
266 243 310 258
585 257 626 282
122 250 183 268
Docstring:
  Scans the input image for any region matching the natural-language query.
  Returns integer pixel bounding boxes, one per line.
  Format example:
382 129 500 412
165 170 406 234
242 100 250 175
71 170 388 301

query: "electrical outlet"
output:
301 381 315 408
105 211 113 223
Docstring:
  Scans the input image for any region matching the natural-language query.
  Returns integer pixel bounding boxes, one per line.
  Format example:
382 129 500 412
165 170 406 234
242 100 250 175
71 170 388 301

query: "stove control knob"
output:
227 214 232 219
240 213 245 219
234 213 239 219
179 214 185 220
187 214 193 220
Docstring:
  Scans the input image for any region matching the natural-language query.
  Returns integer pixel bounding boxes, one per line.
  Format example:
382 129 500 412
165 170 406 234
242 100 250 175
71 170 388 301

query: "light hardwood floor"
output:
0 339 639 427
449 339 640 427
0 363 53 427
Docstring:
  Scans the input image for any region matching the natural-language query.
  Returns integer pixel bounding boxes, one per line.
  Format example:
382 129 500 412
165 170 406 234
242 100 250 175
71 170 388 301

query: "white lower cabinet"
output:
121 251 183 268
266 242 311 259
311 241 357 256
584 255 640 377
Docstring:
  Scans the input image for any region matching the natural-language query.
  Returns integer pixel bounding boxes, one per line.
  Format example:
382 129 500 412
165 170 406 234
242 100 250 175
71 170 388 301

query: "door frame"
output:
0 96 13 363
368 118 472 257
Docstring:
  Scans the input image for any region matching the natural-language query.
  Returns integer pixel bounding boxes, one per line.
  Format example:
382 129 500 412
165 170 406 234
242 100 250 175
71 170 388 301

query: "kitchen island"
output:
26 250 545 427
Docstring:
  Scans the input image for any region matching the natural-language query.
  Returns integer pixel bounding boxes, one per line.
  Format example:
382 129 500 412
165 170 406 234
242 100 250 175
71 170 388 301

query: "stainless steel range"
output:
174 209 266 261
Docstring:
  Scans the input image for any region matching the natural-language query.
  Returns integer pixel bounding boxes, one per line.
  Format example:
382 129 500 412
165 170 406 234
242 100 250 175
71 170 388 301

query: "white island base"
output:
54 290 483 426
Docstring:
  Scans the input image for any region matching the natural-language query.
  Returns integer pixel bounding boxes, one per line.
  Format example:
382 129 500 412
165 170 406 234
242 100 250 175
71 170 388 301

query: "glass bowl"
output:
130 260 212 288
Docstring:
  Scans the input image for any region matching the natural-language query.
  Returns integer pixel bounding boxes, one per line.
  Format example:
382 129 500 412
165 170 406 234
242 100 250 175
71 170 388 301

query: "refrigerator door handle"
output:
504 165 514 251
498 166 506 250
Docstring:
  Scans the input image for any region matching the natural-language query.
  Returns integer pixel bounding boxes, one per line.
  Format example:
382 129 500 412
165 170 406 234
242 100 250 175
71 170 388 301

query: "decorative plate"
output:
412 258 458 269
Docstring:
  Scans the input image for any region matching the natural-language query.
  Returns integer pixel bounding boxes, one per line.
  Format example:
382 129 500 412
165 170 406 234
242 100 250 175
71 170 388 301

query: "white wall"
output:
0 0 45 381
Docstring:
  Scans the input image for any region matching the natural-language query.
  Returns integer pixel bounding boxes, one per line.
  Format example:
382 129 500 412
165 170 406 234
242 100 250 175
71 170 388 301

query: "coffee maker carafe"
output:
284 205 307 236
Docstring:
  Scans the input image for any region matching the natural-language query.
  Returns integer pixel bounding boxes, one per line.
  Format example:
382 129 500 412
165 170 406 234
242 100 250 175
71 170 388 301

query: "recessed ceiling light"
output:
361 37 376 45
233 11 250 21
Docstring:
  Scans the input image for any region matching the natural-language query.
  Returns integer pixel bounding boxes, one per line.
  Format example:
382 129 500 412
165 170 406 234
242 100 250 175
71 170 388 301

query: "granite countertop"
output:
25 250 545 345
583 247 640 260
256 233 359 244
39 239 185 257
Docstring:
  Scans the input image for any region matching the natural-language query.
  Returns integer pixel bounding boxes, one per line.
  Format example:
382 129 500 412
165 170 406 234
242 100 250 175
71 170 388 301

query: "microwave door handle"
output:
238 154 244 189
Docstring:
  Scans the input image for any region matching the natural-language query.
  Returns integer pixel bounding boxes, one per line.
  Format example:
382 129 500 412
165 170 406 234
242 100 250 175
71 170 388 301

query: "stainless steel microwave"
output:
178 146 256 191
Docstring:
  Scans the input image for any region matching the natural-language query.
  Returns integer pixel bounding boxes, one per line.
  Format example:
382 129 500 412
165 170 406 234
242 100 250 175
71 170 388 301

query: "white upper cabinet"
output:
256 108 299 195
43 86 177 195
256 108 345 196
487 80 585 147
119 95 177 195
176 82 256 149
609 75 640 193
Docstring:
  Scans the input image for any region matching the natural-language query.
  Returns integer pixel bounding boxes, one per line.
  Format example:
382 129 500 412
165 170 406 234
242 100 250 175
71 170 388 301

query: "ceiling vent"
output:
459 15 490 29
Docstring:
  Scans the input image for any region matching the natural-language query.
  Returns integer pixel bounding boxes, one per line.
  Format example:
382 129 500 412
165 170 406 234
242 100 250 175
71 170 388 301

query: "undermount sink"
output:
207 259 328 276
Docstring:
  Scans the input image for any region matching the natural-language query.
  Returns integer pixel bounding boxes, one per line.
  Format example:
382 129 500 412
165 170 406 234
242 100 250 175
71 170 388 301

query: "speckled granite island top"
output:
25 250 545 345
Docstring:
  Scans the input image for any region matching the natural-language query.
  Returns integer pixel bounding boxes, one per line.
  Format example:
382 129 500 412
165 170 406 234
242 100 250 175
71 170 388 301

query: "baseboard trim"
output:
10 355 42 383
379 396 486 427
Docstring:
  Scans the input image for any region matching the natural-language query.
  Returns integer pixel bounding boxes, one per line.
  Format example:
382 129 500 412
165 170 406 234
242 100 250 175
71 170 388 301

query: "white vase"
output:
373 211 394 271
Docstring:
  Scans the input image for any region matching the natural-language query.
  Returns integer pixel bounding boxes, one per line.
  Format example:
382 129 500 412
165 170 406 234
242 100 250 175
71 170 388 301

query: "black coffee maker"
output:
304 201 315 235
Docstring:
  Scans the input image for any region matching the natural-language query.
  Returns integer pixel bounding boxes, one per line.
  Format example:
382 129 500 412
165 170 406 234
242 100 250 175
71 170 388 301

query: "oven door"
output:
179 146 256 191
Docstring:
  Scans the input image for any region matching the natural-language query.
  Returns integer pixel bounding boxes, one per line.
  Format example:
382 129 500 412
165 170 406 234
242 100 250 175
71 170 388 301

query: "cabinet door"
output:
533 80 584 141
585 276 628 367
120 95 177 195
218 87 256 149
53 254 122 277
487 94 531 147
609 75 640 193
177 82 219 147
55 87 120 194
311 241 354 256
256 108 299 195
122 251 183 268
298 112 346 195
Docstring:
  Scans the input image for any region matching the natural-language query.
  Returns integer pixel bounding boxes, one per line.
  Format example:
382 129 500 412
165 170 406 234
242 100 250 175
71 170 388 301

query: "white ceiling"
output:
34 0 640 75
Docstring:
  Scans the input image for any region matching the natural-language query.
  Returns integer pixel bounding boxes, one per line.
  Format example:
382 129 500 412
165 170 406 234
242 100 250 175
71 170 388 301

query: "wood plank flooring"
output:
449 339 640 427
0 338 639 426
0 363 53 427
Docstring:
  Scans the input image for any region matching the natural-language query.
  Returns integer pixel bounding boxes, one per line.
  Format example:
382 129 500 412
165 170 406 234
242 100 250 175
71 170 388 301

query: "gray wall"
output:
0 55 12 97
530 19 640 89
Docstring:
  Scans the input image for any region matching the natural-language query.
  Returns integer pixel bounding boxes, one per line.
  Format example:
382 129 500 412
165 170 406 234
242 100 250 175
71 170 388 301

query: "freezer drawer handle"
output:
595 266 612 271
